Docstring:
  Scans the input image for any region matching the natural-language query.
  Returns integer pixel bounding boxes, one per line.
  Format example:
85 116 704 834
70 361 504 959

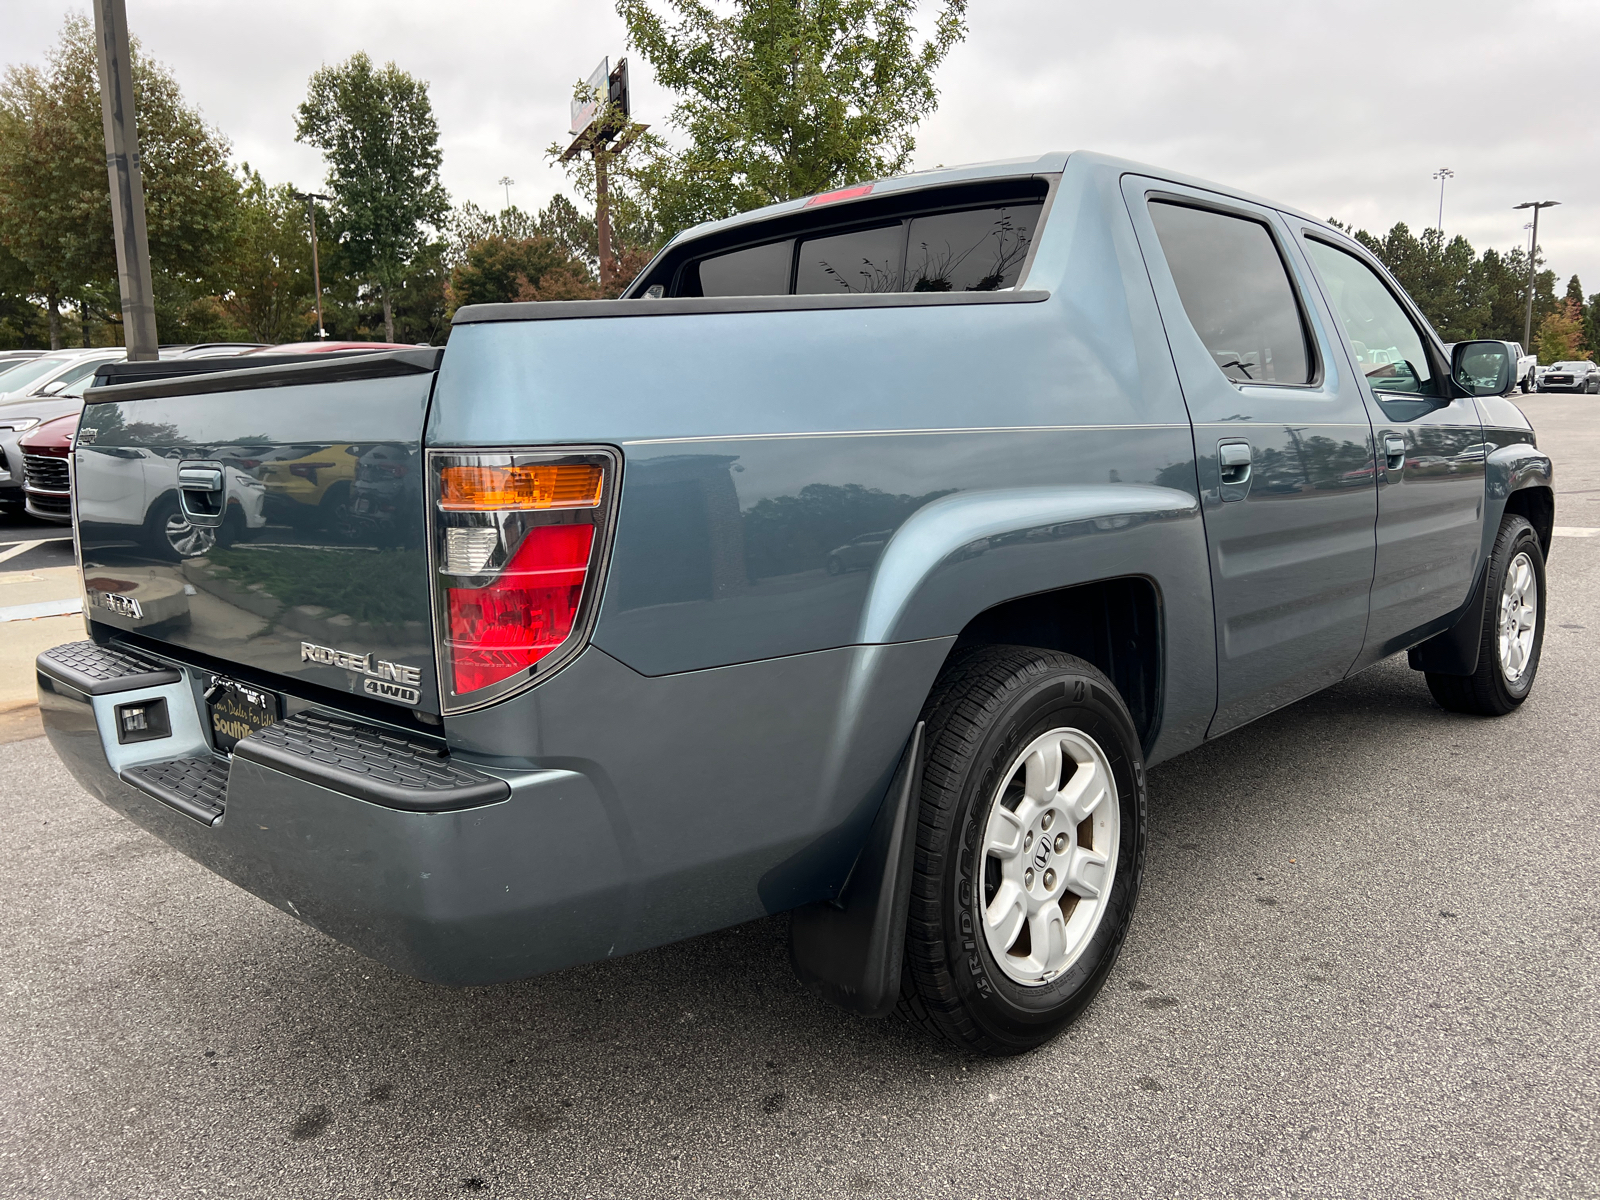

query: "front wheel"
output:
1425 515 1546 715
898 645 1146 1055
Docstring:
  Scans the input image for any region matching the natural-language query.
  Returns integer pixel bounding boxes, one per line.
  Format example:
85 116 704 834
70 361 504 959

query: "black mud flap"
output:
1408 561 1489 676
788 722 923 1019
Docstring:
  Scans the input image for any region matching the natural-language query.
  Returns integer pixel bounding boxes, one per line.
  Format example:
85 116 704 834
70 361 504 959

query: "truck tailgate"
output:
75 350 442 715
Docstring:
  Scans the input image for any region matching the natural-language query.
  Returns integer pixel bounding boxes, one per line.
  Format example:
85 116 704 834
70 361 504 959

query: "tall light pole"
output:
291 191 330 340
93 0 158 360
1432 168 1454 234
498 176 515 210
1514 200 1559 349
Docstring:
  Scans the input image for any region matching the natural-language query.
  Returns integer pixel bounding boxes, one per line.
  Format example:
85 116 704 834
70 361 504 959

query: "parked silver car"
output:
0 351 125 508
1537 360 1600 393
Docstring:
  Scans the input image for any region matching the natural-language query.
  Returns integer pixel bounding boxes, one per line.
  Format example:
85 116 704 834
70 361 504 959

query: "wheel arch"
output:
950 576 1164 755
853 484 1213 763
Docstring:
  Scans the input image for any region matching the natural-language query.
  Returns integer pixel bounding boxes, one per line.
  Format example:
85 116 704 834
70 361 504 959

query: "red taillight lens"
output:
432 450 614 710
445 524 593 693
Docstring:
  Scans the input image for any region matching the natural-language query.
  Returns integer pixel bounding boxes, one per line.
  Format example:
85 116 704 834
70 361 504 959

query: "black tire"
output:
1425 515 1546 716
1520 374 1532 394
898 645 1147 1055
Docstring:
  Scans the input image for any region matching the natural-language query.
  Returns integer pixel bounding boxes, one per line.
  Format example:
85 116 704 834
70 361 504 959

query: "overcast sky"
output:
4 0 1597 295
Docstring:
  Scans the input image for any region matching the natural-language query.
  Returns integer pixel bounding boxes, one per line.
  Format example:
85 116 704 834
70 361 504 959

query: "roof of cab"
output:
661 149 1331 252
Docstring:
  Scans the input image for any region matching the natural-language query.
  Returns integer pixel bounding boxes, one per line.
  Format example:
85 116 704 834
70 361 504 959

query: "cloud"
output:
4 0 1597 289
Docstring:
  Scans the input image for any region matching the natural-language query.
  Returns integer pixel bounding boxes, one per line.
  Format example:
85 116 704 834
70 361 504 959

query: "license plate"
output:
207 676 282 753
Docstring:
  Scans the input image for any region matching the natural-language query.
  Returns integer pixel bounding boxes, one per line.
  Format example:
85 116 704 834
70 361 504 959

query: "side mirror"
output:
37 379 68 395
1451 340 1514 397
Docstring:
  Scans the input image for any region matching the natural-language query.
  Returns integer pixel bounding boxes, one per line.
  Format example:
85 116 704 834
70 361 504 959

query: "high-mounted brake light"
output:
804 183 874 207
430 449 617 712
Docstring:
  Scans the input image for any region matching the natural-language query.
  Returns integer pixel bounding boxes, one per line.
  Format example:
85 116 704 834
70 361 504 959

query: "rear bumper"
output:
37 642 622 985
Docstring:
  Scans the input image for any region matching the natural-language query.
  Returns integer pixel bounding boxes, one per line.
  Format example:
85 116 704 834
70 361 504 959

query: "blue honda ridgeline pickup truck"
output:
39 152 1552 1055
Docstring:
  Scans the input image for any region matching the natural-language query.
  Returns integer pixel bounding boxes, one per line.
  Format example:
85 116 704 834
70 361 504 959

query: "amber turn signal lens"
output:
438 463 603 511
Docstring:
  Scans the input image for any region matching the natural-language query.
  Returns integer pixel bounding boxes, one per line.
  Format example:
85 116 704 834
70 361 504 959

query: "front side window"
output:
1303 239 1439 397
1147 201 1312 385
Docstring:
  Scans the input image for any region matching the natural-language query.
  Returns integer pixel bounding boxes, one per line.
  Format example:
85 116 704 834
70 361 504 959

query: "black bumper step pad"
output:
123 756 229 826
38 640 181 696
234 712 510 812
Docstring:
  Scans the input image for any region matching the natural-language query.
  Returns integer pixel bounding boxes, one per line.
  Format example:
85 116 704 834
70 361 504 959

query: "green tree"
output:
0 242 47 347
295 53 449 341
0 15 237 348
617 0 968 235
1536 299 1588 363
1585 292 1600 359
446 234 587 311
220 168 314 343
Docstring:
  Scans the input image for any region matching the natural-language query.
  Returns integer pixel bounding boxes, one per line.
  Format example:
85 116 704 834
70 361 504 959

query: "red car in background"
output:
19 412 76 523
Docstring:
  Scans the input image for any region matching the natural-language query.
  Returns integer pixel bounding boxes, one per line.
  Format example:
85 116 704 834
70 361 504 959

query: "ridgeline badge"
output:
301 641 423 705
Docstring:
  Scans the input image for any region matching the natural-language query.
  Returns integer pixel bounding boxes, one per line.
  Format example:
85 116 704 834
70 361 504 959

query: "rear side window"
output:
1148 201 1312 385
697 239 794 297
683 202 1044 298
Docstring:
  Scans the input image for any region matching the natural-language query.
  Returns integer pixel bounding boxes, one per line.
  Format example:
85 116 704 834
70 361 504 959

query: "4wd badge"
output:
301 641 423 706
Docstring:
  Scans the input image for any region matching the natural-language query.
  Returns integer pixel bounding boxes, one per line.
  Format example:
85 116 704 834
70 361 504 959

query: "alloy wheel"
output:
978 727 1121 986
1497 549 1538 683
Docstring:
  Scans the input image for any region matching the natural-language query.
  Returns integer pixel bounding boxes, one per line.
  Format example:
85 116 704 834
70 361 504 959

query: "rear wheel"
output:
898 645 1146 1055
144 494 216 561
1425 515 1545 716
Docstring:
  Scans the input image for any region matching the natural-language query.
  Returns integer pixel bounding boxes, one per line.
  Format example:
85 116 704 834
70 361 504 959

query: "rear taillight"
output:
430 449 616 712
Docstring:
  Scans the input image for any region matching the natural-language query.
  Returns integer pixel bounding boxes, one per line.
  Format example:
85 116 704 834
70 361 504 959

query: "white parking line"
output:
0 597 82 622
0 537 72 564
1552 527 1600 538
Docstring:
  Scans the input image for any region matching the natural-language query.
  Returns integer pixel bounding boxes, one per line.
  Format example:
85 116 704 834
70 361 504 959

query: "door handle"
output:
1383 435 1405 472
1218 439 1252 501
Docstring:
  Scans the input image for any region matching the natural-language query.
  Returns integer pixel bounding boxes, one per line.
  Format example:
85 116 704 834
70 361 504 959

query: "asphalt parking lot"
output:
1 395 1597 1200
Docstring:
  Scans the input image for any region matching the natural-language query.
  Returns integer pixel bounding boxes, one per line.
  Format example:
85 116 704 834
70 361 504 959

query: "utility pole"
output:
1432 168 1454 234
291 191 330 339
1513 200 1560 349
498 176 515 210
92 0 158 360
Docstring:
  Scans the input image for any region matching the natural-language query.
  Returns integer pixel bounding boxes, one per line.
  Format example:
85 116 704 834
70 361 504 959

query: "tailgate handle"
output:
177 460 226 526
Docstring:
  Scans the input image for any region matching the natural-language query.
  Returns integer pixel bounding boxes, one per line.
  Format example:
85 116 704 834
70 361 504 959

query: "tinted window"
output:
1303 239 1438 397
905 204 1042 292
1148 202 1312 385
796 224 905 294
695 239 794 297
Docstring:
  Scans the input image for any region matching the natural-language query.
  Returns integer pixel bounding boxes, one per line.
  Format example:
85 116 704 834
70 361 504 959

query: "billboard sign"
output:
570 58 608 137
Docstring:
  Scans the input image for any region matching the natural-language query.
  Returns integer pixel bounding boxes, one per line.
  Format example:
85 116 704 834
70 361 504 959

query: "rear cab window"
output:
641 178 1051 299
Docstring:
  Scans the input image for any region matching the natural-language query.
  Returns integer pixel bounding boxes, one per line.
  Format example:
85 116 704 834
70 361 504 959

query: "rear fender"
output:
855 484 1201 644
854 484 1215 763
